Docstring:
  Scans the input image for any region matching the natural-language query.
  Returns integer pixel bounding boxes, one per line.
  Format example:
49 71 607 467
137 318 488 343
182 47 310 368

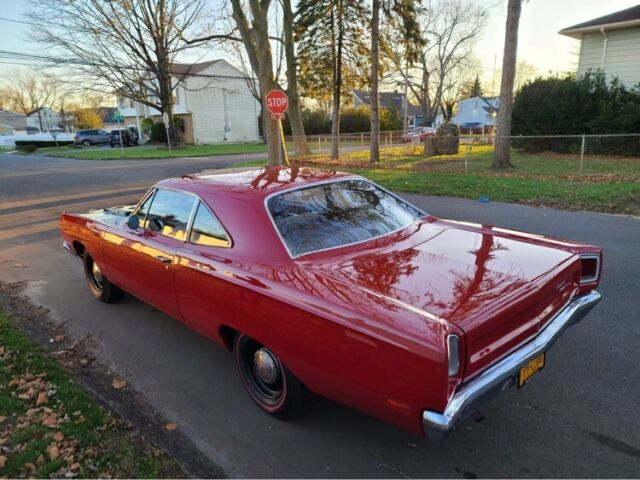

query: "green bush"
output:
512 71 640 154
15 140 73 148
150 122 166 143
17 144 38 153
141 118 154 137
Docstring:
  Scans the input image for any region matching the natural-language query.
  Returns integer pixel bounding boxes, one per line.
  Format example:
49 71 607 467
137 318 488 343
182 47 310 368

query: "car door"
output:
174 200 237 340
98 130 110 144
102 188 197 320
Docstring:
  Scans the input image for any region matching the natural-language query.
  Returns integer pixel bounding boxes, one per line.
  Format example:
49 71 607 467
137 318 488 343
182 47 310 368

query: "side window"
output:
189 202 230 248
146 189 196 241
133 189 155 227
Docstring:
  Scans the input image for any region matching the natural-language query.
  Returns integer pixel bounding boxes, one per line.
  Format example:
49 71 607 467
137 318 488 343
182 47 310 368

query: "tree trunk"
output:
282 0 311 158
330 1 343 160
369 0 380 163
492 0 521 169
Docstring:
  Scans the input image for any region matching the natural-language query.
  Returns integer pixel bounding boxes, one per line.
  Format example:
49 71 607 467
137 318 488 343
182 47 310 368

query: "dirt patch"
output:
0 280 224 479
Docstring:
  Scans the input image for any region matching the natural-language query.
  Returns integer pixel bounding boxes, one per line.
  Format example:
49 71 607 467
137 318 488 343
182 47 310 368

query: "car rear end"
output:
423 251 602 440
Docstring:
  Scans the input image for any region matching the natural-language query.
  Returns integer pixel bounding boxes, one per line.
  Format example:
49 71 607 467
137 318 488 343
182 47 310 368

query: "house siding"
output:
578 27 640 86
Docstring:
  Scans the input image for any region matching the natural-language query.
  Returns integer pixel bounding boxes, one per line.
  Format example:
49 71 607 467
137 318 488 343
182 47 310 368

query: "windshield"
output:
267 180 423 257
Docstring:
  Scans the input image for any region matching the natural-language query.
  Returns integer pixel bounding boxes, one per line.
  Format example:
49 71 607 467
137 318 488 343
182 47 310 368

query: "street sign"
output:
266 90 288 119
112 110 124 122
162 112 169 127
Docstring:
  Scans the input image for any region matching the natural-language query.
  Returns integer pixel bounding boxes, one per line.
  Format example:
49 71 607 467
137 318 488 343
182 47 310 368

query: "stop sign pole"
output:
265 89 289 165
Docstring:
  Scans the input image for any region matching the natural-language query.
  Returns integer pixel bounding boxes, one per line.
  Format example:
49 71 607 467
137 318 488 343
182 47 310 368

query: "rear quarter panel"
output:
59 212 107 264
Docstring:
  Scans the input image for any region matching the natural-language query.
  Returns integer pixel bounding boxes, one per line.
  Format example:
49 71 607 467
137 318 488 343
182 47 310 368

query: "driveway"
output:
1 152 639 478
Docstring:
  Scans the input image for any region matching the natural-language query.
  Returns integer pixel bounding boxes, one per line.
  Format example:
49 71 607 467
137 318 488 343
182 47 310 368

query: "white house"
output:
0 109 27 132
452 96 499 130
26 107 62 133
119 59 260 144
559 4 640 87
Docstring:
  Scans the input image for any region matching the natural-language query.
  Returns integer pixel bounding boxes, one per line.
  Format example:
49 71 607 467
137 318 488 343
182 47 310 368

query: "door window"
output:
132 189 155 227
189 202 230 247
145 189 196 241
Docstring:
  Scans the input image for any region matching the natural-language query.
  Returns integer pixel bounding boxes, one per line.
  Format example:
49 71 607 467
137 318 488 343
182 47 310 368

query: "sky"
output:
0 0 639 87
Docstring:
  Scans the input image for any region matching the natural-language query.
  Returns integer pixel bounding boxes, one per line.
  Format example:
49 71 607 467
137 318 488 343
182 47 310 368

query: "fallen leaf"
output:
24 462 36 471
53 431 65 442
0 455 5 468
70 463 80 471
165 422 177 431
53 335 65 343
37 454 45 465
42 414 58 427
0 415 5 422
36 392 48 406
48 443 59 461
111 378 127 390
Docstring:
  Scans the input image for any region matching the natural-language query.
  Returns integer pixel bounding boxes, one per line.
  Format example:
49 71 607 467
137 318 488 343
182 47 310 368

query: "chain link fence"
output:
286 133 640 177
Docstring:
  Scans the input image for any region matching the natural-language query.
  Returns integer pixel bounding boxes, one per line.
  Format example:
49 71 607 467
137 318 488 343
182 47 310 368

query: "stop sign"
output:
265 90 289 117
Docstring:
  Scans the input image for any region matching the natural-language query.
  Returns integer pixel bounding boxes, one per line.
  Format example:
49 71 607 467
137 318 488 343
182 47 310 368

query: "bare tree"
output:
28 0 211 144
282 0 312 157
492 0 522 169
3 70 60 131
390 0 486 127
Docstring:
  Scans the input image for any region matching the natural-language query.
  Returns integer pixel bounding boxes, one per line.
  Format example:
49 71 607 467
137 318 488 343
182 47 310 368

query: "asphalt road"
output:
1 152 639 478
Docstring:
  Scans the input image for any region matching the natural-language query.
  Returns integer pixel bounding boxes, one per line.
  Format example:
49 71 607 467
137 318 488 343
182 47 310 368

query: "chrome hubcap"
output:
254 348 279 384
92 262 103 285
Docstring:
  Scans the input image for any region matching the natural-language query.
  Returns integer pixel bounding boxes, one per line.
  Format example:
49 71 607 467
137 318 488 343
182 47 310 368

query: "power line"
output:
0 49 256 81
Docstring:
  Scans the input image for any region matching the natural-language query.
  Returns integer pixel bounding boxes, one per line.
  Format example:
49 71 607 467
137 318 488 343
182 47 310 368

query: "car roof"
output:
156 167 360 202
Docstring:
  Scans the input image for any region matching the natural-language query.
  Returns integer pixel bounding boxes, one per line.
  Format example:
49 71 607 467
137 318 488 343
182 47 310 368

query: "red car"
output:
59 167 602 440
401 126 436 143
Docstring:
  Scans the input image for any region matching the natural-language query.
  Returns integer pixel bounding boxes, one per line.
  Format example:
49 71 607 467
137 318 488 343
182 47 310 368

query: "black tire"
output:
234 334 306 419
82 140 91 147
82 253 124 303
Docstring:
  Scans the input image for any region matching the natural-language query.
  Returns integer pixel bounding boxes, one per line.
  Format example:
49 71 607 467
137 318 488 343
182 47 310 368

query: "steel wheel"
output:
82 140 91 147
82 253 124 303
234 334 307 418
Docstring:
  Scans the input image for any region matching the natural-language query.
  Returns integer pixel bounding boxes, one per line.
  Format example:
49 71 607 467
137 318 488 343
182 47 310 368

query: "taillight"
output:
447 335 460 377
580 254 600 284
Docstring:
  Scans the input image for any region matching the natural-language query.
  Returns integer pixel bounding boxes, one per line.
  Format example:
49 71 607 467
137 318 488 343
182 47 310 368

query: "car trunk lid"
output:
307 219 580 378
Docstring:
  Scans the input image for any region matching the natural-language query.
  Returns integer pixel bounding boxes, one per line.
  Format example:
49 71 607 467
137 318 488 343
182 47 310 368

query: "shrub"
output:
512 71 640 155
424 123 459 156
150 122 166 143
17 144 38 153
141 118 154 137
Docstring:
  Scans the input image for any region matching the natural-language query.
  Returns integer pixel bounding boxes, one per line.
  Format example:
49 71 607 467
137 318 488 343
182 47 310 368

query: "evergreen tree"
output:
295 0 370 159
465 74 483 98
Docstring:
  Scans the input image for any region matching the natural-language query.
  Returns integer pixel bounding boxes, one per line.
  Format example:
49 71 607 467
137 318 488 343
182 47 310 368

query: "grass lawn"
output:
46 143 269 160
295 145 640 215
0 309 181 478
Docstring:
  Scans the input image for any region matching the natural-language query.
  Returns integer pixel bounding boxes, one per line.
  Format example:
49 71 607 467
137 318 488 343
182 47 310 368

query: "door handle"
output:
156 255 172 264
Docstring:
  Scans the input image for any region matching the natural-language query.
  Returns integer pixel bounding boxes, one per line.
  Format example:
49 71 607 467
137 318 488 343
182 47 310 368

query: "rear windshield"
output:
267 180 422 257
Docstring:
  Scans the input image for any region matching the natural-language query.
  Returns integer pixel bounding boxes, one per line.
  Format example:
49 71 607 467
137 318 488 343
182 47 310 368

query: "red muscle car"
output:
59 167 602 440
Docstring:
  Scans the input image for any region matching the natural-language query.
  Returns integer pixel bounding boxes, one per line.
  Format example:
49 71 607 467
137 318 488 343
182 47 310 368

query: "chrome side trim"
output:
262 177 428 260
422 291 602 442
62 240 77 256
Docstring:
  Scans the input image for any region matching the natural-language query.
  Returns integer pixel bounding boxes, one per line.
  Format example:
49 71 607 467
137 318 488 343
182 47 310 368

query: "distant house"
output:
26 107 62 133
352 90 425 127
559 4 640 87
118 59 260 144
0 109 27 132
452 96 499 130
95 107 120 131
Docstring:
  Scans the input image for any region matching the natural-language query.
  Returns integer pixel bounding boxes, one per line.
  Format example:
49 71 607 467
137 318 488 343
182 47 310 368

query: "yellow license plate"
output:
518 353 545 388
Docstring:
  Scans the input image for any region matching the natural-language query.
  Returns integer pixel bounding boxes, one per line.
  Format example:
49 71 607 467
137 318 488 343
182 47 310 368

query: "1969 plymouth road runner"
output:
59 167 602 440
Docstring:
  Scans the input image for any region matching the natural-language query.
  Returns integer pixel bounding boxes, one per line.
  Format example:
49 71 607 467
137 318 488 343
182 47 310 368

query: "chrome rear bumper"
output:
422 291 602 442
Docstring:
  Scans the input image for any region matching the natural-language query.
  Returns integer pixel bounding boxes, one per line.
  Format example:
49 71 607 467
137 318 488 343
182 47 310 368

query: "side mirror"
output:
127 215 140 230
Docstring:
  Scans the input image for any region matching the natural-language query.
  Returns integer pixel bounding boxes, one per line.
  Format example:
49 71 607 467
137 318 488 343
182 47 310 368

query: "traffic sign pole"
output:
265 90 289 166
162 112 172 155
